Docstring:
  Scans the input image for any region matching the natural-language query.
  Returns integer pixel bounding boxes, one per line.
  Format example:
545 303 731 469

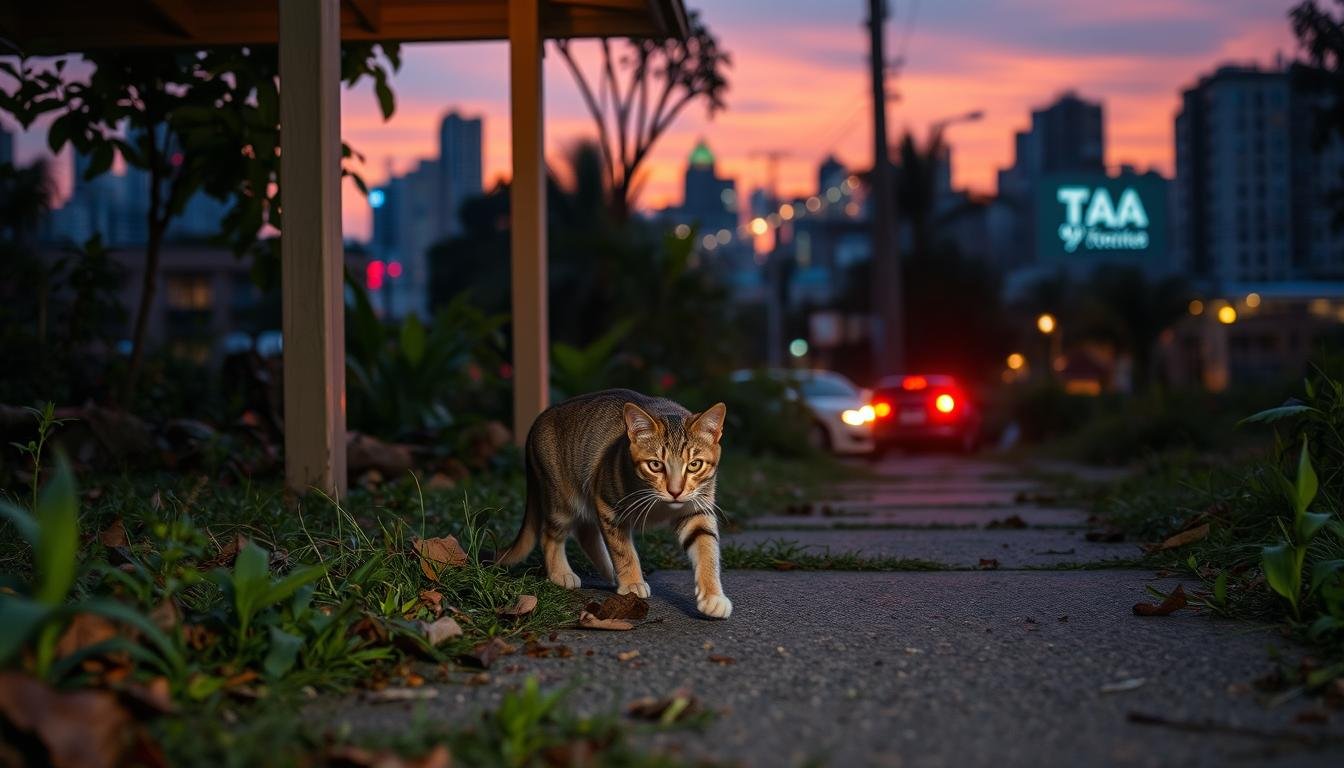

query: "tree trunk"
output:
121 219 164 406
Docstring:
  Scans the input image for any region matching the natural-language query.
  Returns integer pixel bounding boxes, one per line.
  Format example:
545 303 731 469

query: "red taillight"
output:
934 393 956 414
902 376 928 391
873 401 892 418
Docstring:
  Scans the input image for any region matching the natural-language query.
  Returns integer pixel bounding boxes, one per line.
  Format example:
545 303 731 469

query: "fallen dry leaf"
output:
577 611 634 631
426 473 456 491
986 514 1028 530
118 676 175 715
419 616 464 646
0 671 136 768
1148 523 1211 553
584 593 649 621
149 600 181 632
1295 708 1330 725
224 669 259 689
364 687 439 704
616 650 640 662
200 533 248 569
351 616 391 646
97 518 128 548
1133 585 1188 616
773 560 798 571
1100 677 1147 693
457 637 516 669
54 613 120 662
413 536 470 580
522 641 574 659
707 654 736 666
978 558 1000 570
499 594 538 619
626 688 702 723
417 590 445 617
325 744 451 768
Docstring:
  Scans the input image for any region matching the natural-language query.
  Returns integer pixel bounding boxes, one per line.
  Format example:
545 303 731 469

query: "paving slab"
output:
746 504 1090 529
724 527 1139 568
318 570 1343 768
807 490 1035 508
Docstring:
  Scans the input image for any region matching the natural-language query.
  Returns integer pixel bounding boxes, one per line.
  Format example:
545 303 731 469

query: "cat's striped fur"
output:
496 389 732 618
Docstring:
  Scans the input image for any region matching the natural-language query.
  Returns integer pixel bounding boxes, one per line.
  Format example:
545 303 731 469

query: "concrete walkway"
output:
324 454 1344 767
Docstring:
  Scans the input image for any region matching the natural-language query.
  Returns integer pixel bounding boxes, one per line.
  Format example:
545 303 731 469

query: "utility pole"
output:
867 0 903 377
751 149 792 368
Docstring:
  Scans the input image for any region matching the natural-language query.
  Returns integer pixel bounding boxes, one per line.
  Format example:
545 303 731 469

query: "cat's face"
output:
623 402 726 506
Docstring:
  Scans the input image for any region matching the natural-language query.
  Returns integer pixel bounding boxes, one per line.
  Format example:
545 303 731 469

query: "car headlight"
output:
841 409 867 426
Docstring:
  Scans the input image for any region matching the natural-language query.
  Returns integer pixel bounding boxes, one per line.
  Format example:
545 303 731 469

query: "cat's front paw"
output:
549 570 582 589
697 593 733 619
617 581 651 598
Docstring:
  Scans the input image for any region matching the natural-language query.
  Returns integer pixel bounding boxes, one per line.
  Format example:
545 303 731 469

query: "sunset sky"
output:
6 0 1303 240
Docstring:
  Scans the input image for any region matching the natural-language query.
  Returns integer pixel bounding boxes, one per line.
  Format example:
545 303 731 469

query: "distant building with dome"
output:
676 139 738 237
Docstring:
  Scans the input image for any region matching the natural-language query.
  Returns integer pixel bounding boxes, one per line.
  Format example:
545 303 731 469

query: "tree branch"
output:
554 40 617 196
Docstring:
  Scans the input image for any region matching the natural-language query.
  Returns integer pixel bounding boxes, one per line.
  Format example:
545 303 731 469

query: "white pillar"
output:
279 0 347 495
509 0 549 444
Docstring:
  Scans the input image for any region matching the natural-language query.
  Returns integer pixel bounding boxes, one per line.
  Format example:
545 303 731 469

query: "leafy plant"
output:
346 277 509 439
550 319 634 400
1261 438 1331 619
8 401 70 511
208 543 326 655
0 456 183 681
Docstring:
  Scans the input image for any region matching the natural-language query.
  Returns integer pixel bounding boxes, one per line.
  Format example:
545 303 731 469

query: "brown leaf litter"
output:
1132 585 1188 616
413 536 470 580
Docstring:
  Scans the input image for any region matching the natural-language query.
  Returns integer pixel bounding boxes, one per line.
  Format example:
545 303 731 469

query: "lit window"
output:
166 275 212 310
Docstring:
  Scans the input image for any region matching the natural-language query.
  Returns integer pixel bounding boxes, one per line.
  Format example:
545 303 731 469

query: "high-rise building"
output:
818 155 846 199
1174 64 1344 284
996 92 1105 269
369 110 484 318
678 139 737 236
438 112 483 239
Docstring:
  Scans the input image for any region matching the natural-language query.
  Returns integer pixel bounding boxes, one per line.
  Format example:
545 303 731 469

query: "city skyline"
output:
1 0 1303 241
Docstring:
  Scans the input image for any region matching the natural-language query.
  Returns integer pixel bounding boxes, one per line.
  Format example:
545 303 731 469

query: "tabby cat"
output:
496 389 732 618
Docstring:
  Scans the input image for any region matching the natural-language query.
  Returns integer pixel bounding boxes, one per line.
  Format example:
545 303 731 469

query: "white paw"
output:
697 594 733 619
550 571 582 589
617 581 651 598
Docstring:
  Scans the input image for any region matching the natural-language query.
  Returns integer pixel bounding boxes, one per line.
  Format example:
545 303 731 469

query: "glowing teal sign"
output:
1036 173 1167 268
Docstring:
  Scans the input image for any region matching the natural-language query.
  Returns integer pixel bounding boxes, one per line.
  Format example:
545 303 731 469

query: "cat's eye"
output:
646 460 664 472
688 459 704 471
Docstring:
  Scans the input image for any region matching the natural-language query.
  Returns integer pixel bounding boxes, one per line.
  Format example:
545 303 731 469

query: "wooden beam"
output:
509 0 549 445
279 0 347 495
144 0 197 37
344 0 381 32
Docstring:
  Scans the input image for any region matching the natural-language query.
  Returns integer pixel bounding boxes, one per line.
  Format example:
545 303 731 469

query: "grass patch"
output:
1079 375 1344 694
0 428 845 766
156 677 717 768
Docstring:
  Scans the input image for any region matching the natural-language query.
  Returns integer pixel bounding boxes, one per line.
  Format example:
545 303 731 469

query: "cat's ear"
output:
691 402 727 444
623 403 659 441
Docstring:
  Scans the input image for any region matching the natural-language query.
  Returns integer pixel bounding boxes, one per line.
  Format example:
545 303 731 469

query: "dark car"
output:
869 374 981 453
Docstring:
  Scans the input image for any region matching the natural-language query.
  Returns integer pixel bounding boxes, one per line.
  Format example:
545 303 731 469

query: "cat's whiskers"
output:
615 489 660 525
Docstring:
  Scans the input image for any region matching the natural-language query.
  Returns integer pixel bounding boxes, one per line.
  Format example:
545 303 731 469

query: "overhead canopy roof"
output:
1 0 687 51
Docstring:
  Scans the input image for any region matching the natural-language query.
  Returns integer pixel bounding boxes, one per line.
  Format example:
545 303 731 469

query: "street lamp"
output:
1036 313 1061 380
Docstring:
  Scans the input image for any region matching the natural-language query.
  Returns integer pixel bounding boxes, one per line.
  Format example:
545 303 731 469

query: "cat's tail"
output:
490 459 542 567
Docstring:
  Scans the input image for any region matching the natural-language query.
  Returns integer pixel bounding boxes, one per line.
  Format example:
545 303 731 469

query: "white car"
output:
731 369 876 455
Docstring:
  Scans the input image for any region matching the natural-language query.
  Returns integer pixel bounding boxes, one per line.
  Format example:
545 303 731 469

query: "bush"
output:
345 279 509 441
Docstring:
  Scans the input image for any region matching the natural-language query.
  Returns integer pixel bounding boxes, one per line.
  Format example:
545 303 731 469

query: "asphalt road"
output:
319 455 1344 767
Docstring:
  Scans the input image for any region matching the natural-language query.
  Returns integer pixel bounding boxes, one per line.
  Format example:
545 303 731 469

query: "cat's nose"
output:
668 488 683 499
